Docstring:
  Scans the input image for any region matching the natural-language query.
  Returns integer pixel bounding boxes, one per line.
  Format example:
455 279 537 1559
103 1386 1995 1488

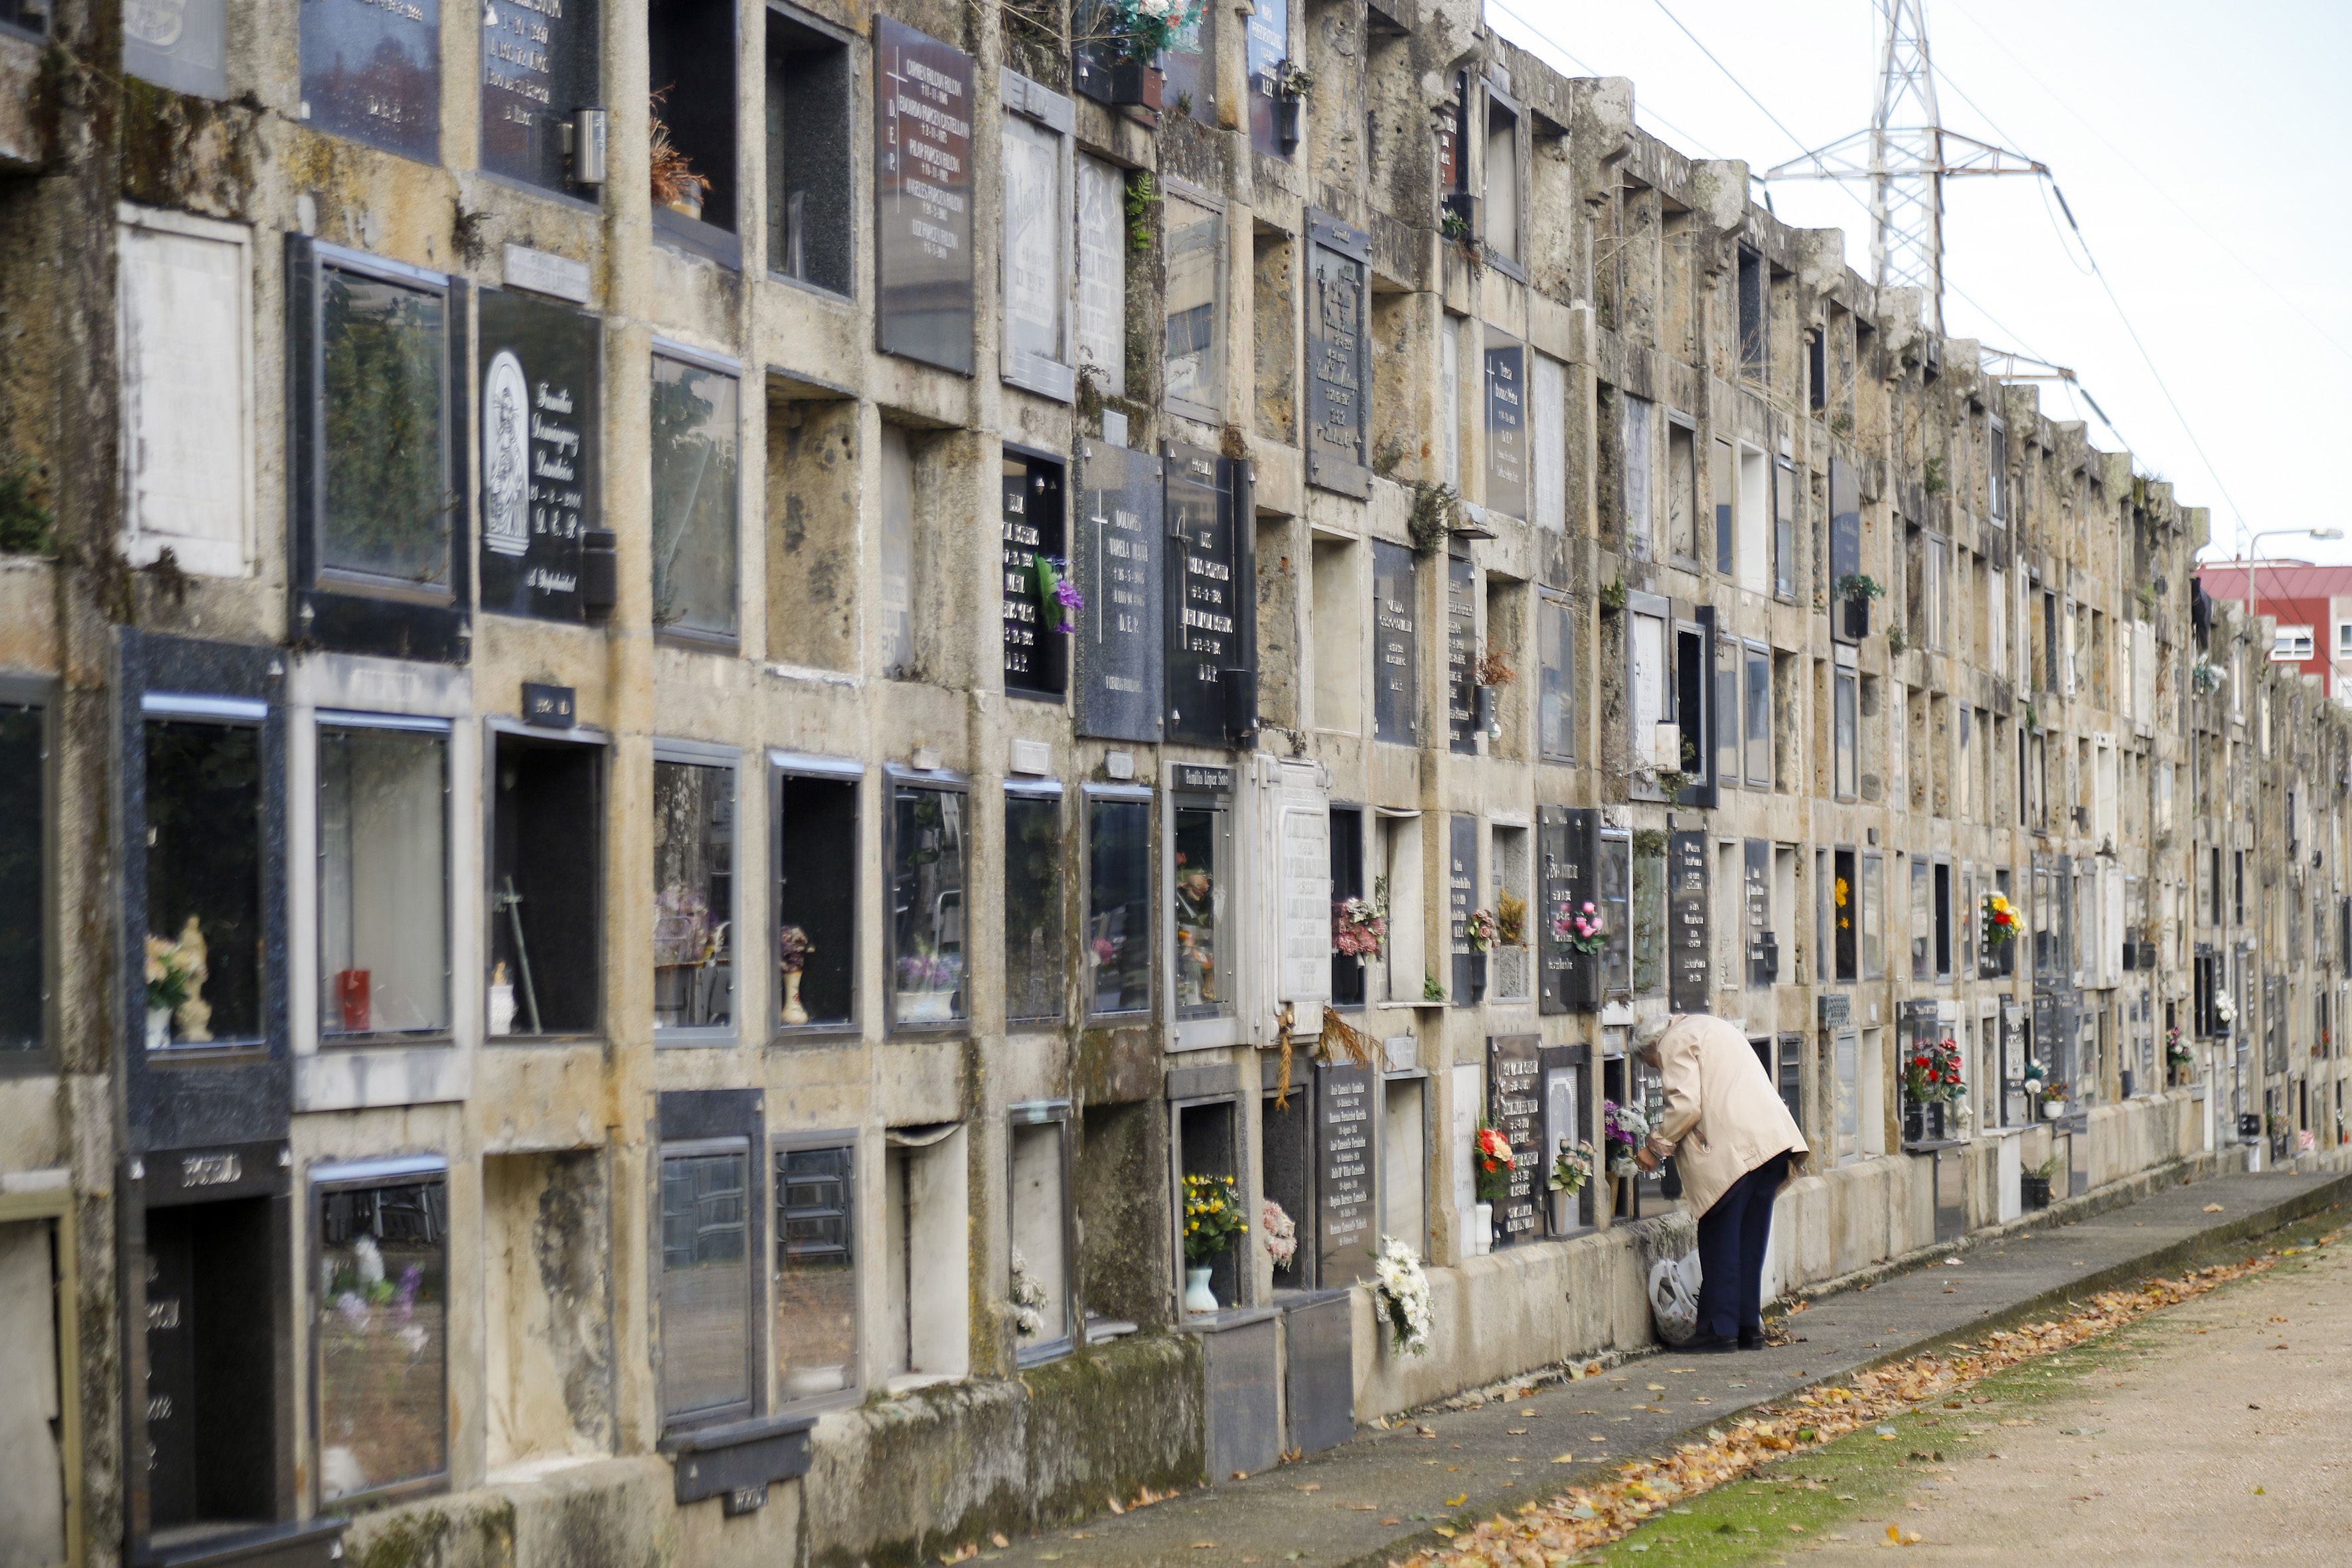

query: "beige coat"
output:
1648 1013 1809 1218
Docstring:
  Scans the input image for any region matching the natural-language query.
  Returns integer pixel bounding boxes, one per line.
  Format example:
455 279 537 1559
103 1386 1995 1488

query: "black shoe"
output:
1737 1331 1764 1350
1681 1334 1741 1352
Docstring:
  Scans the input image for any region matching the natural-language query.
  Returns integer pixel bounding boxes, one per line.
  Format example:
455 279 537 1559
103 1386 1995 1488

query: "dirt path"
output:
1790 1238 2352 1565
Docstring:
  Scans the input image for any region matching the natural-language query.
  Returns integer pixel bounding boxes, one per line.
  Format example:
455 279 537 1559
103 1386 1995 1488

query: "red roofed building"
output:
2197 559 2352 702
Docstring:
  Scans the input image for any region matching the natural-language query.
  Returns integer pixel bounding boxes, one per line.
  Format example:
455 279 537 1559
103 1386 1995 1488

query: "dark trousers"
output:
1693 1153 1787 1340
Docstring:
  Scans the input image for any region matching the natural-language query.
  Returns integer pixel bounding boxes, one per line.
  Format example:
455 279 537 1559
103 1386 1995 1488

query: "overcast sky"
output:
1490 0 2352 566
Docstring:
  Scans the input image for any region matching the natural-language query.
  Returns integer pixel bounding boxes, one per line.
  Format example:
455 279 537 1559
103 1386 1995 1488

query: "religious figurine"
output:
173 914 212 1044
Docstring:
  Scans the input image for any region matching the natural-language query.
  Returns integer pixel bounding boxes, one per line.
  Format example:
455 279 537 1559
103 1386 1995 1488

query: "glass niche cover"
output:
144 716 264 1049
319 723 450 1039
889 782 967 1026
1172 785 1231 1018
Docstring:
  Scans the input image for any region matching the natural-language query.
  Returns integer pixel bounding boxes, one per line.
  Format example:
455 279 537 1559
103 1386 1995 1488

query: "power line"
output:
1938 0 2352 372
1644 0 1836 179
1484 0 1722 159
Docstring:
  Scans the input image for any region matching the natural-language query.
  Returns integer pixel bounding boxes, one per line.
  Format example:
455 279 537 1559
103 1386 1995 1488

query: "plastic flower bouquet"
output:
1181 1173 1247 1265
1603 1099 1650 1176
1472 1121 1516 1203
1372 1235 1431 1355
1261 1200 1298 1268
1547 1137 1596 1195
1551 901 1607 956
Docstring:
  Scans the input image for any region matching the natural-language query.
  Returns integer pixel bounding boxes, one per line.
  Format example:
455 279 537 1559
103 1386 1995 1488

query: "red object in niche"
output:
336 970 371 1033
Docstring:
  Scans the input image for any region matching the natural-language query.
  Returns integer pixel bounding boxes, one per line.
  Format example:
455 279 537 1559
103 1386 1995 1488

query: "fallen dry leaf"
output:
1395 1249 2287 1568
2205 1203 2227 1213
1445 1494 1468 1506
1293 1484 1320 1493
991 1534 1010 1549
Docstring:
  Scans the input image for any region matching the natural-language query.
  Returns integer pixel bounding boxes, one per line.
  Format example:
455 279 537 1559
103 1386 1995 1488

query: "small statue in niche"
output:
172 914 212 1043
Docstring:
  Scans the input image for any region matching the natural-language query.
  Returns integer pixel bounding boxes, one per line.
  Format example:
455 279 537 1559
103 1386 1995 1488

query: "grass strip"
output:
1397 1221 2343 1568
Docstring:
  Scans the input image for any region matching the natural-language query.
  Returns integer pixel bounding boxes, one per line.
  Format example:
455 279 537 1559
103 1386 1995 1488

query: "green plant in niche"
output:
1652 769 1691 798
1407 480 1458 554
1830 409 1855 439
1172 90 1194 118
1630 827 1668 858
1598 578 1627 613
1125 171 1159 252
1439 206 1472 243
1886 623 1909 655
1373 440 1409 479
2022 702 2041 734
0 457 54 556
1421 973 1445 1002
1834 572 1885 602
1922 455 1948 495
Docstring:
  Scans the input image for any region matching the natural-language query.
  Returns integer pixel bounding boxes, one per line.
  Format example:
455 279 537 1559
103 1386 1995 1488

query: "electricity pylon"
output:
1763 0 2043 335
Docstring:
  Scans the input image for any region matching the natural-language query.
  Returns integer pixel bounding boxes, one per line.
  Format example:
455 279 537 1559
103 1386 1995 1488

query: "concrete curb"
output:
1346 1168 2352 1568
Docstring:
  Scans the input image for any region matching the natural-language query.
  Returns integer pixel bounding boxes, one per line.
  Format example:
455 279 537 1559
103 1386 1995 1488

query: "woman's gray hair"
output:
1632 1014 1670 1059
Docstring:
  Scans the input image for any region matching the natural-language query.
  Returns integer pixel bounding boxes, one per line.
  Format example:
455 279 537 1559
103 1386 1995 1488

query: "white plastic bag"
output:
1648 1250 1703 1346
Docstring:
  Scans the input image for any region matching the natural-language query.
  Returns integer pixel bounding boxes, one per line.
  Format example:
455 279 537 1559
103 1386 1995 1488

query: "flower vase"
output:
145 1006 171 1051
782 970 809 1026
1182 1266 1219 1313
2042 1099 2066 1120
1472 1201 1493 1256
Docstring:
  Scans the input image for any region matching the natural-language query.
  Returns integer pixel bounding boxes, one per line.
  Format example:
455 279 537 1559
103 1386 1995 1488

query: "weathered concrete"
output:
984 1160 2352 1568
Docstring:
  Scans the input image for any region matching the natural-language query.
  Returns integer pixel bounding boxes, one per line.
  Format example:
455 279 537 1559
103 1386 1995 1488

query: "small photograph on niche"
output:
301 0 443 163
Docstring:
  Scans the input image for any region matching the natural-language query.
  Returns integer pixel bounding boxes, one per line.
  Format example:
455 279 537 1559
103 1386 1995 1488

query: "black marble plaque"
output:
1073 438 1164 741
1669 830 1711 1013
301 0 441 162
1539 805 1598 1016
1314 1061 1377 1284
1449 813 1476 1002
874 17 975 372
479 287 598 621
1164 443 1239 745
1001 452 1068 698
1445 552 1476 754
1306 214 1371 497
1372 542 1417 744
481 0 600 190
1484 341 1528 521
1486 1034 1541 1246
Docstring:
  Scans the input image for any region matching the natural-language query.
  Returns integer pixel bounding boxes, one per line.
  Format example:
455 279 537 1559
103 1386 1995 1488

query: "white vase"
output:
2042 1099 2066 1120
1182 1265 1219 1313
145 1006 171 1051
1473 1201 1494 1256
487 982 516 1038
781 970 809 1026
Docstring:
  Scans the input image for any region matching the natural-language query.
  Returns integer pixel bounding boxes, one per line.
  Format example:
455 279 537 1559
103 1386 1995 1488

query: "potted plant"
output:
648 88 711 221
1372 1235 1432 1355
1075 0 1201 109
1180 1172 1247 1311
2021 1155 2059 1211
779 925 813 1024
1471 1120 1514 1253
2041 1079 2073 1119
1834 572 1884 639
